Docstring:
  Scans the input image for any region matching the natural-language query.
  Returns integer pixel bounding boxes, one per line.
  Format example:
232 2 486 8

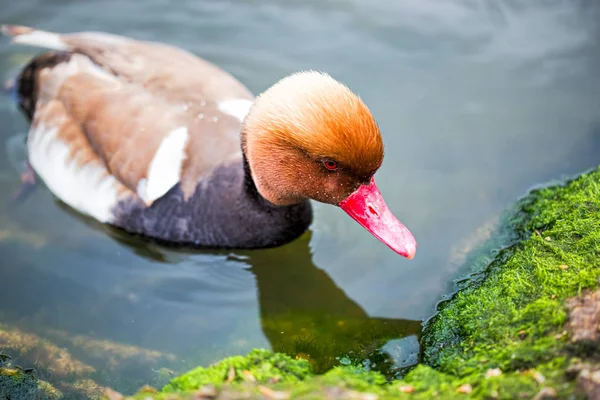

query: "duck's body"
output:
2 25 416 258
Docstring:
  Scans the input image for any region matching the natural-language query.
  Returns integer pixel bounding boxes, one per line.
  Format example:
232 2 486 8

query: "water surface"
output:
1 0 599 394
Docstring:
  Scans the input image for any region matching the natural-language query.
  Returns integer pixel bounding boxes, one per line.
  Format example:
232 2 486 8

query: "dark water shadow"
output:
59 203 423 376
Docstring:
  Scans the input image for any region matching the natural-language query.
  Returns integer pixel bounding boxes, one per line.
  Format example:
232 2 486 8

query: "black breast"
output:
112 159 313 249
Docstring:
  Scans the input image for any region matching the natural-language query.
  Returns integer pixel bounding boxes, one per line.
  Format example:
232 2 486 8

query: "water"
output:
0 0 599 394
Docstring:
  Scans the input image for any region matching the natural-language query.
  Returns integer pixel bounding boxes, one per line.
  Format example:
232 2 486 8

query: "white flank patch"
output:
141 127 189 204
217 99 253 122
12 30 71 51
27 124 122 223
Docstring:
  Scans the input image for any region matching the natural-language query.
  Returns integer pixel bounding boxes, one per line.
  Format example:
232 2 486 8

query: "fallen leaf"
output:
226 365 235 383
398 385 414 393
486 368 502 378
259 386 290 399
554 331 567 340
241 370 256 382
457 384 472 394
533 371 546 384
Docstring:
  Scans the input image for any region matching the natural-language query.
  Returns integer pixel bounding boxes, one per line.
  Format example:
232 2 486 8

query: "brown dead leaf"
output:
398 385 414 393
241 370 256 382
457 384 472 394
226 365 235 383
258 386 290 399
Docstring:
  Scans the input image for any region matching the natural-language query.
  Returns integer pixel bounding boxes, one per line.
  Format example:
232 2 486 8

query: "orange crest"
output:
243 71 384 178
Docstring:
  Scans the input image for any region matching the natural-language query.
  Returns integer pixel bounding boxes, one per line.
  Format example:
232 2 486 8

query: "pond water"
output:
1 0 599 395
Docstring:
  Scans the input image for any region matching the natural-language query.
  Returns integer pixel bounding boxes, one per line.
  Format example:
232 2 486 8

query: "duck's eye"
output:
323 160 338 171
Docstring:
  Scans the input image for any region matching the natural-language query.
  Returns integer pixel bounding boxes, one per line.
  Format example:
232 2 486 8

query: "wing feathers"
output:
4 24 255 207
1 25 71 50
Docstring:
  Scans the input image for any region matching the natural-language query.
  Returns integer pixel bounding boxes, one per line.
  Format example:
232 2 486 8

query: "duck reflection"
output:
104 224 423 375
1 198 422 377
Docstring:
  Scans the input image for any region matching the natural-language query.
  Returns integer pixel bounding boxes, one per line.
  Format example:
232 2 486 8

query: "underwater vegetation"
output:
0 350 62 400
0 324 177 399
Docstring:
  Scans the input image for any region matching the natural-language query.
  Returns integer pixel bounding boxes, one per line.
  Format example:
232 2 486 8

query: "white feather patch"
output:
12 30 71 51
140 127 189 204
27 124 123 223
217 99 253 121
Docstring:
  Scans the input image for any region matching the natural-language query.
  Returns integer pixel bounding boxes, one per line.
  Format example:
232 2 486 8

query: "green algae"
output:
106 167 600 399
421 166 600 395
162 349 313 391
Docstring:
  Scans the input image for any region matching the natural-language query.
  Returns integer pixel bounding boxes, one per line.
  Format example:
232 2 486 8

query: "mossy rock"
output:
420 166 600 397
106 167 600 399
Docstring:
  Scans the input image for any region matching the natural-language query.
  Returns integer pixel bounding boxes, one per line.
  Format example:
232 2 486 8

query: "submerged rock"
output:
0 353 62 400
0 323 176 399
42 328 177 368
0 324 95 379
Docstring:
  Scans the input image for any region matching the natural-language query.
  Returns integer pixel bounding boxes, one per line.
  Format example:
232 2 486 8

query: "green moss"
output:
421 167 600 395
110 168 600 399
162 349 313 391
319 365 387 390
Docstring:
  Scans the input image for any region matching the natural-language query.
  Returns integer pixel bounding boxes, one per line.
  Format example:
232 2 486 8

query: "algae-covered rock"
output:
419 166 600 397
42 328 177 369
0 322 184 397
0 353 62 400
0 324 95 379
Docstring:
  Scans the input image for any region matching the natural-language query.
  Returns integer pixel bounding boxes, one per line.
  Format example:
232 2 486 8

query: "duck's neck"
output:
114 155 313 249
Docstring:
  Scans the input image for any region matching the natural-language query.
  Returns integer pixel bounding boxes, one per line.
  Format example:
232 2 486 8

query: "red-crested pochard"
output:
1 25 417 258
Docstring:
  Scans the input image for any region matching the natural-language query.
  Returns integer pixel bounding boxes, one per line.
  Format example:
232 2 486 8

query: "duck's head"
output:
241 71 416 259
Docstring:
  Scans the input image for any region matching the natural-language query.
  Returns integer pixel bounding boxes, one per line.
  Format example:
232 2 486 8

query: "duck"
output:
1 25 417 259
